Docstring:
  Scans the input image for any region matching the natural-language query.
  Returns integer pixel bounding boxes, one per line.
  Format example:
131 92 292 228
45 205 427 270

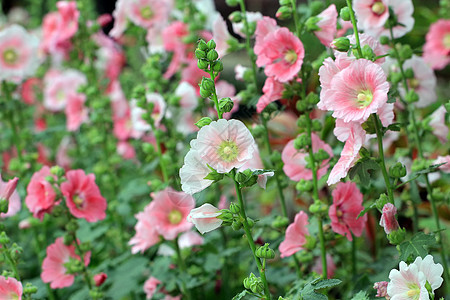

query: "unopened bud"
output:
195 117 212 128
207 49 219 61
230 203 241 214
219 97 234 113
340 7 351 21
331 37 350 52
206 39 217 50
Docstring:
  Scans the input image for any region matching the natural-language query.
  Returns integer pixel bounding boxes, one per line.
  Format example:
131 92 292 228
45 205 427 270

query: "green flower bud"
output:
256 243 275 259
23 283 38 295
279 0 290 5
405 90 419 103
0 199 8 214
198 39 208 51
387 228 406 245
399 45 413 60
197 59 209 70
297 115 308 127
250 281 264 294
195 117 212 128
229 11 242 22
219 97 234 113
132 85 146 100
0 232 10 245
390 72 403 85
50 166 65 177
379 36 390 45
201 77 215 92
225 0 239 6
217 209 234 222
272 216 289 228
276 6 292 20
64 257 84 274
444 100 450 113
142 143 155 155
376 194 389 211
303 235 317 250
231 219 242 231
10 243 23 260
314 148 330 162
270 151 282 165
195 49 206 59
243 273 257 289
404 68 414 79
362 44 376 61
305 16 320 31
309 200 328 214
389 162 407 178
251 125 265 138
45 175 55 184
65 220 79 233
331 37 351 52
294 134 311 150
297 251 314 263
63 233 74 246
306 92 319 105
199 87 211 98
432 188 445 202
296 179 313 192
211 59 224 72
207 39 217 50
230 203 241 214
311 119 322 132
247 217 255 228
340 7 351 21
207 49 219 61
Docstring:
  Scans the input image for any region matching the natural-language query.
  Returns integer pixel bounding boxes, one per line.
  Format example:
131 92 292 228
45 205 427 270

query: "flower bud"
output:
65 220 79 233
63 233 74 246
380 203 400 234
199 87 211 98
279 0 290 5
197 59 209 70
229 203 241 214
399 45 413 60
270 151 282 165
432 188 445 202
256 243 275 259
195 49 206 59
211 60 224 72
387 227 406 245
246 217 255 228
294 134 311 150
404 68 414 79
251 125 265 138
197 39 208 51
219 97 234 113
405 90 419 103
311 119 322 132
94 272 108 287
195 117 212 128
389 72 402 85
243 273 257 289
331 37 350 52
444 100 450 113
376 194 389 211
217 209 234 222
314 149 330 162
229 11 242 22
303 235 317 250
225 0 239 6
250 281 264 294
201 77 215 92
305 16 320 31
272 216 289 228
0 199 8 214
276 6 292 20
23 283 38 295
231 219 242 231
362 44 376 61
0 231 10 245
379 36 390 45
296 179 313 192
340 7 351 21
389 162 407 178
309 200 328 214
207 39 216 50
207 49 219 61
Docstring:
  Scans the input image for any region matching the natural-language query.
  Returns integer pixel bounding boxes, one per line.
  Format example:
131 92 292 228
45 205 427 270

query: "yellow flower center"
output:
356 90 374 108
408 78 419 89
168 209 183 225
217 141 239 163
406 283 420 299
8 292 19 300
284 50 298 64
73 195 84 208
3 48 18 65
443 33 450 49
371 2 386 15
141 6 154 20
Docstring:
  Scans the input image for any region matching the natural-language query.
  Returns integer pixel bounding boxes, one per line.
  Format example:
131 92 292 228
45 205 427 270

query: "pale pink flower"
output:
25 166 58 220
429 106 448 143
61 170 107 222
129 203 161 254
109 0 127 38
254 17 279 58
256 77 284 113
282 133 333 181
94 272 107 287
0 175 20 218
234 64 248 81
347 33 387 64
312 254 336 278
0 276 22 299
337 19 353 37
212 14 230 57
0 25 39 81
377 102 395 127
117 141 136 160
329 182 367 241
178 231 204 248
56 137 72 170
238 146 274 189
279 211 309 258
143 276 161 299
231 12 263 38
368 0 414 38
314 4 338 47
435 156 450 173
321 58 389 123
387 261 428 299
175 82 198 111
128 0 171 29
191 119 256 173
180 149 215 195
255 27 305 82
146 25 165 54
65 92 88 131
41 237 91 289
379 203 399 234
181 58 209 92
423 19 450 70
353 0 389 34
187 203 223 234
148 188 194 240
93 32 125 85
43 69 87 112
413 255 444 292
373 281 389 299
132 92 166 133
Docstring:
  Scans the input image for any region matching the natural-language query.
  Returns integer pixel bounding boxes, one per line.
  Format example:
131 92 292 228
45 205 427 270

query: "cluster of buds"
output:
195 39 223 74
243 273 264 295
217 203 255 231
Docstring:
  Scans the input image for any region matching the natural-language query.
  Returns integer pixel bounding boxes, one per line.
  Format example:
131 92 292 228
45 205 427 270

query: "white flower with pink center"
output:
130 92 166 133
353 0 390 33
180 149 215 195
0 25 39 81
231 12 263 38
191 119 256 173
128 0 172 29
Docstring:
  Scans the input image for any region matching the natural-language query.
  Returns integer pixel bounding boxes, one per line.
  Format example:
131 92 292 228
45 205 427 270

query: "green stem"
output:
351 234 357 280
71 231 93 291
2 82 23 163
151 124 169 183
3 243 20 280
317 217 328 279
372 114 395 203
174 237 193 300
232 169 272 300
290 0 301 37
345 0 363 57
207 70 223 119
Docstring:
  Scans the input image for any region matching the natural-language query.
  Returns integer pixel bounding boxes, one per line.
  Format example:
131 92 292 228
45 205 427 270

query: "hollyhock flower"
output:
144 277 161 299
435 156 450 173
379 203 399 234
255 27 305 82
322 59 389 123
41 237 91 289
93 32 125 85
157 231 204 256
56 137 72 170
282 133 333 181
231 12 263 38
337 19 353 37
0 24 39 81
423 19 450 70
368 0 414 38
377 103 395 127
65 92 88 131
0 275 22 299
129 203 161 254
429 106 448 144
387 261 428 299
174 82 198 111
0 175 20 218
180 149 215 195
413 255 444 292
148 188 194 240
61 170 107 222
254 17 279 58
373 281 389 299
128 0 171 29
212 14 230 57
353 0 389 34
238 146 274 189
192 119 256 173
21 77 42 105
117 141 136 160
314 4 338 47
347 33 387 64
279 211 309 258
312 254 336 278
109 0 127 38
329 182 367 241
234 64 248 81
25 166 58 220
94 272 107 287
256 77 284 113
43 69 87 112
130 92 166 133
187 203 223 234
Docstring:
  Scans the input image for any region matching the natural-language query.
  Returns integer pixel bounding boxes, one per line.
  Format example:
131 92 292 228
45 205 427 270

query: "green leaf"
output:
348 158 380 186
300 278 342 300
232 290 249 300
399 232 437 261
387 123 401 132
358 201 376 218
416 163 446 175
351 291 369 300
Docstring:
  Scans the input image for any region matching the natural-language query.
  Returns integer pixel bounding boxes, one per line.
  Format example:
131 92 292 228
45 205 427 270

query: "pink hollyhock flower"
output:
256 77 284 113
162 21 188 53
0 175 20 218
373 281 389 299
212 14 230 57
144 276 161 299
178 231 204 248
175 82 198 111
65 92 88 131
0 25 39 81
254 17 279 58
429 106 448 144
128 0 171 29
399 55 437 108
329 182 367 241
147 188 195 240
322 59 389 123
117 141 136 160
93 32 125 85
337 19 353 37
61 170 107 222
180 149 214 195
314 4 338 47
435 156 450 173
41 237 91 289
377 103 395 127
25 166 58 220
56 137 72 170
379 203 399 234
43 69 87 112
131 92 166 133
97 13 112 27
368 0 414 39
187 203 223 234
0 275 22 299
129 203 161 254
423 19 450 70
192 119 257 173
279 211 309 258
312 254 336 278
412 255 444 292
282 133 333 181
353 0 389 34
231 12 263 38
255 27 305 82
21 78 42 105
109 0 127 38
93 273 107 287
